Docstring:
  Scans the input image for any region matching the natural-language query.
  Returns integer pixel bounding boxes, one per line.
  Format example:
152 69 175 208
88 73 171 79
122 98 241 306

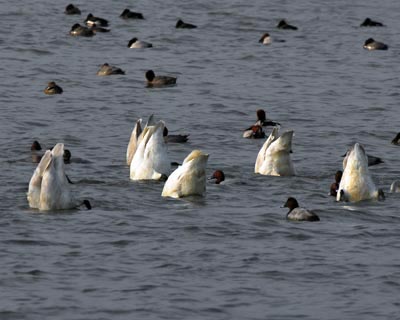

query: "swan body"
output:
129 121 170 180
162 150 209 198
27 143 90 210
337 143 380 202
126 119 143 165
255 128 295 176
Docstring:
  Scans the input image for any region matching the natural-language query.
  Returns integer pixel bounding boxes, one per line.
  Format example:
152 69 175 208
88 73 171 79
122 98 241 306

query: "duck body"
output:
277 19 298 30
284 197 320 222
65 4 81 15
70 23 95 37
255 128 295 176
163 127 189 143
145 70 176 87
176 19 197 29
363 38 388 50
120 9 144 19
128 38 152 48
337 143 380 202
85 13 108 27
44 82 63 95
360 18 384 27
162 150 209 198
96 63 125 76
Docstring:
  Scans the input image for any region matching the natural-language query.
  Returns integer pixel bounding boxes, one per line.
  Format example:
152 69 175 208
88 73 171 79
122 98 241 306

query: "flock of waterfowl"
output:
28 4 398 221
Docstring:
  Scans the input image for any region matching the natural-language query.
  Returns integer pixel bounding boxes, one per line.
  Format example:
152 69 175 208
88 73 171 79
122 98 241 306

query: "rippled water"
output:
1 0 400 319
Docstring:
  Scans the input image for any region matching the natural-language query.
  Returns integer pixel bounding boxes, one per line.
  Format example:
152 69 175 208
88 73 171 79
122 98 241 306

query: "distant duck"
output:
128 37 153 48
176 19 197 29
65 4 81 15
337 143 384 202
277 19 298 30
255 127 295 176
330 170 343 197
89 23 110 33
284 197 320 222
209 170 225 184
243 125 265 139
44 81 63 95
145 70 177 87
363 38 388 50
27 143 91 211
120 8 144 19
162 150 209 198
391 132 400 145
163 127 189 143
255 109 280 127
259 33 272 45
129 121 170 181
360 18 384 27
85 13 109 27
96 63 125 76
70 23 95 37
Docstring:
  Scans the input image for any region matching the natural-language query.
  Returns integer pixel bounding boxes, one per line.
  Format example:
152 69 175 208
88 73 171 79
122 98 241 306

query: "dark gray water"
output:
1 0 400 319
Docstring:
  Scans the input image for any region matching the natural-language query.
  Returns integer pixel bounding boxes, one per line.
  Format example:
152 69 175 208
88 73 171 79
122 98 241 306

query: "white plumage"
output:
255 128 295 176
27 143 90 210
162 150 209 198
337 143 380 202
129 121 170 180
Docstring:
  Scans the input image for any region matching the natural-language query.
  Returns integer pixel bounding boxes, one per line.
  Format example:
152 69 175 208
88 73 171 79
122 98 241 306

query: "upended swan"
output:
162 150 209 198
255 127 295 176
128 119 170 180
337 143 384 202
27 143 91 211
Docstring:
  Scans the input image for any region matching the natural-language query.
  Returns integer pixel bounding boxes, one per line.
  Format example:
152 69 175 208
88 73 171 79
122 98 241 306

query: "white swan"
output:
255 128 295 176
162 150 209 198
27 143 91 211
126 115 157 166
129 121 170 180
337 143 382 202
126 118 143 165
27 150 52 208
